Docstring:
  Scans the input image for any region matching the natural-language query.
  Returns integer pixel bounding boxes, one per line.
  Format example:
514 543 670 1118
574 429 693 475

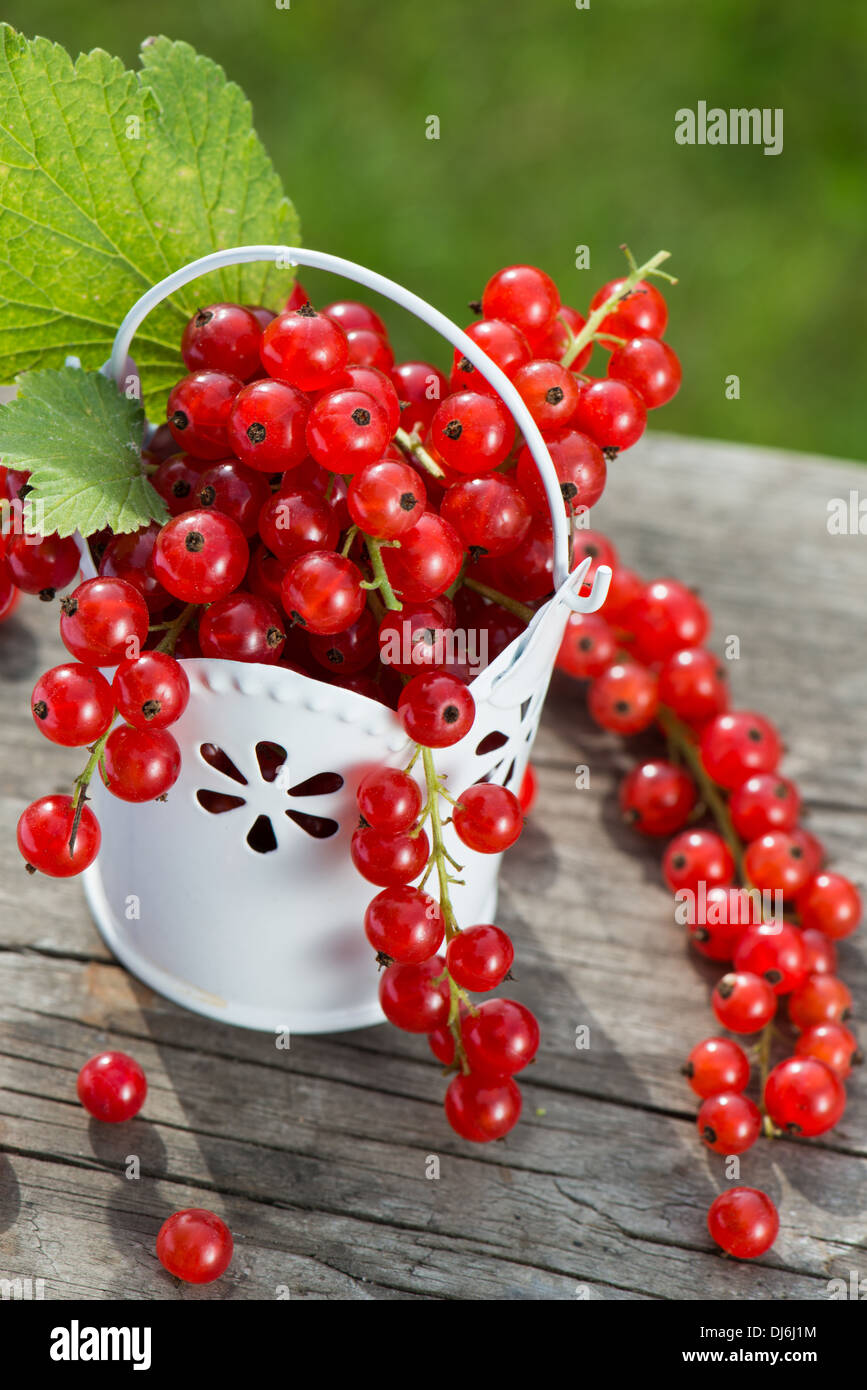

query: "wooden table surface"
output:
0 431 864 1301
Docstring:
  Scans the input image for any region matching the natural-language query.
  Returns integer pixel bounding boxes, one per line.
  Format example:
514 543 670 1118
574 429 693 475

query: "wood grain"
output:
0 430 864 1300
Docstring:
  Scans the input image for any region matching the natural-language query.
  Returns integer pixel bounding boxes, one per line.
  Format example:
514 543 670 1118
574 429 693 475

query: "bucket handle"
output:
106 245 610 614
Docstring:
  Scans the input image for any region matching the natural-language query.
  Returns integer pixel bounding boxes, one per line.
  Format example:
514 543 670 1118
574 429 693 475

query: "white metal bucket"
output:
81 246 610 1034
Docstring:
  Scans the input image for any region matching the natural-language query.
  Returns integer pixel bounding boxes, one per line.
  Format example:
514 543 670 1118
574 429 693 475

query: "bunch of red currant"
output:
559 535 861 1258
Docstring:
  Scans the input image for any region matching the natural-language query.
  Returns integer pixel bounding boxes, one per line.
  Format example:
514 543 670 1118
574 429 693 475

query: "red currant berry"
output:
626 579 710 663
260 306 348 392
196 459 271 537
699 711 782 790
199 592 286 664
462 998 540 1076
364 886 445 963
153 510 247 604
100 524 172 614
382 512 464 601
77 1051 147 1123
608 336 682 408
429 391 513 476
619 759 696 836
321 299 387 337
734 923 808 995
246 545 287 609
0 558 18 622
258 488 339 565
156 1209 233 1285
743 832 811 900
151 453 209 516
683 1037 750 1098
788 974 851 1029
518 764 537 813
764 1055 845 1137
657 647 729 726
5 532 81 598
181 303 263 380
453 783 523 854
707 1188 778 1259
590 278 668 341
480 513 555 601
32 663 114 747
445 1073 522 1142
356 767 422 833
166 371 241 459
17 795 101 877
104 725 181 803
348 459 427 539
712 971 777 1033
572 378 646 451
379 955 449 1032
795 1022 859 1080
446 924 514 992
512 359 580 430
571 528 618 593
345 327 393 372
698 1091 761 1155
344 364 401 435
789 827 825 876
428 1026 456 1066
686 887 754 962
227 378 310 472
112 652 189 730
533 304 593 371
481 264 560 342
377 597 457 675
587 661 658 734
351 824 430 888
663 829 735 895
728 774 801 841
281 551 365 635
516 428 607 516
59 577 149 665
556 613 616 679
796 872 861 941
397 671 475 747
390 361 448 434
440 475 530 558
449 318 531 394
801 928 837 976
305 388 389 473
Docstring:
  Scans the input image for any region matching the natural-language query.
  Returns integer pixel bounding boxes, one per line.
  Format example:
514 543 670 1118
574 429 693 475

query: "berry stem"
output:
394 426 445 479
756 1021 780 1138
656 705 745 880
340 524 359 557
70 725 113 852
560 248 675 369
463 575 534 622
154 603 198 655
361 537 403 611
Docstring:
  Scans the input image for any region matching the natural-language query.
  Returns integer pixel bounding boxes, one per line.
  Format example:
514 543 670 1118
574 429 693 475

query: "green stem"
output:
69 726 113 852
394 426 445 479
340 524 359 557
756 1021 779 1138
155 603 198 655
560 248 675 369
362 537 403 611
656 706 745 880
420 745 474 1071
463 576 534 623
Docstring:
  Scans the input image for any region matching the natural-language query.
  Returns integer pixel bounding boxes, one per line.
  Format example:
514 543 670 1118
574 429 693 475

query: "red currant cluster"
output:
557 531 861 1258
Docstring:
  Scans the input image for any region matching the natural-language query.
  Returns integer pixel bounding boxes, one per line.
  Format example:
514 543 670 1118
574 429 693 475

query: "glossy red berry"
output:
151 453 209 516
796 872 861 941
379 955 450 1032
446 925 514 992
343 365 401 435
712 971 777 1033
619 759 696 836
260 306 348 392
440 475 530 558
59 577 149 665
587 661 658 735
663 829 735 895
345 327 393 372
686 887 755 962
77 1051 147 1123
99 524 172 614
743 832 811 900
518 764 538 814
32 663 114 747
481 264 560 343
683 1037 750 1098
429 392 513 476
5 532 81 598
788 974 851 1029
728 774 801 841
556 612 616 679
112 652 190 730
305 388 390 473
280 551 365 635
156 1209 233 1285
444 1073 522 1142
462 998 540 1076
590 278 668 341
181 303 263 380
17 794 101 877
428 1026 456 1066
734 923 808 995
199 592 286 664
795 1022 859 1080
608 336 682 408
707 1188 778 1259
700 711 782 790
657 647 729 726
801 928 837 977
321 299 387 337
152 510 248 603
397 671 475 747
512 359 580 430
356 767 422 833
348 459 426 539
516 428 607 517
698 1091 762 1155
166 371 241 459
764 1056 845 1137
351 824 430 887
258 488 339 566
572 378 646 451
377 598 457 675
452 783 523 854
227 378 310 472
104 725 181 803
626 580 710 663
449 318 531 394
533 304 592 371
481 513 555 601
382 512 464 601
390 360 448 434
364 886 445 963
196 459 271 537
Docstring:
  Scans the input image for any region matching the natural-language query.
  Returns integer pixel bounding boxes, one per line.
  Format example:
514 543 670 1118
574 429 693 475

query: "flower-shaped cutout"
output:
196 741 343 852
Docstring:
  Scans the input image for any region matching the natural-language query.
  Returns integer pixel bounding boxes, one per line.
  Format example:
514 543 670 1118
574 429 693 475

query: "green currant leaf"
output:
0 366 168 537
0 28 299 417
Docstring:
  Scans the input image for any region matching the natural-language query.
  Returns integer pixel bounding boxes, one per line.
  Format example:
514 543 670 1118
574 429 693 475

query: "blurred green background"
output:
6 0 865 459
